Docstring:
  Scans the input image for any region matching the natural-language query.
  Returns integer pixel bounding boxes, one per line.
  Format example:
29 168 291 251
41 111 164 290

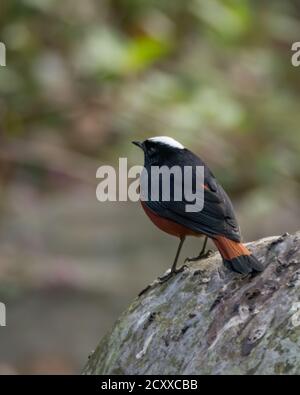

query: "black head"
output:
132 136 185 166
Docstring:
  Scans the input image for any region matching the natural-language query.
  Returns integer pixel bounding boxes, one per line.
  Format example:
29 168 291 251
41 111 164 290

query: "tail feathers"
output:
214 236 264 275
223 254 264 275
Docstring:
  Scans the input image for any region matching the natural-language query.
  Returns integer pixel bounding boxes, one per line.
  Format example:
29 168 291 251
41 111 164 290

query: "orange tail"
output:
213 235 264 274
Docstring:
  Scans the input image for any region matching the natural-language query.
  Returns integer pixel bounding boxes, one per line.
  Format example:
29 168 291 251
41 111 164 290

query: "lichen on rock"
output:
83 231 300 375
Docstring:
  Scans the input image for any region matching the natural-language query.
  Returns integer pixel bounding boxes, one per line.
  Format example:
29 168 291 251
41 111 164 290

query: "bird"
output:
132 136 264 282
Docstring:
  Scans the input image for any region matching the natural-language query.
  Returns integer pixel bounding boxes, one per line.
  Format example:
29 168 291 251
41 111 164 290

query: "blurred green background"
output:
0 0 300 374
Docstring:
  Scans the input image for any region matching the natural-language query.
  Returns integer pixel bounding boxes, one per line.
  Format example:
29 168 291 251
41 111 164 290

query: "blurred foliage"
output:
0 0 300 198
1 0 300 375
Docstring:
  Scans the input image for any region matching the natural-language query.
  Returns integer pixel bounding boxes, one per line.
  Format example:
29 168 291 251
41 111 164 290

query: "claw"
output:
138 284 152 297
185 250 213 263
158 272 173 283
139 264 188 295
158 264 187 284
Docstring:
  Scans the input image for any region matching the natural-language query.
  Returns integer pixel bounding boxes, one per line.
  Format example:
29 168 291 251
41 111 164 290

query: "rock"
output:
83 231 300 375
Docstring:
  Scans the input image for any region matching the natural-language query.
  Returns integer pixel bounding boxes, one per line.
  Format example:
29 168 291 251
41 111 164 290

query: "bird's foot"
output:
184 250 213 263
138 265 188 297
158 264 188 284
138 284 152 297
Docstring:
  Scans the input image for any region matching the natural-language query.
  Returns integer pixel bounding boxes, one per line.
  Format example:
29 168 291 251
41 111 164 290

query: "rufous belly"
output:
141 201 201 238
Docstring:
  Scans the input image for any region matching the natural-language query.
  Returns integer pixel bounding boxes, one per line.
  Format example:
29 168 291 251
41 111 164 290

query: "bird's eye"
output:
148 146 156 156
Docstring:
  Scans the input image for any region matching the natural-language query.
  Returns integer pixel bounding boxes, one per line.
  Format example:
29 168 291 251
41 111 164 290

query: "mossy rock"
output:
83 232 300 375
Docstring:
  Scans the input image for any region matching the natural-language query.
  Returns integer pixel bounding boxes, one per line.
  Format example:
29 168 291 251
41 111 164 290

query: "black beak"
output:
132 141 144 150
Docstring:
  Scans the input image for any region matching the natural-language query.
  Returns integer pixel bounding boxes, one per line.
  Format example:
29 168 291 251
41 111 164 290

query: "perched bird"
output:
132 136 263 281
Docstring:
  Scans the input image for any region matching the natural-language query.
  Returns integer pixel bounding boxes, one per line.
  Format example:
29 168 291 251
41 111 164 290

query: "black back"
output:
141 140 241 242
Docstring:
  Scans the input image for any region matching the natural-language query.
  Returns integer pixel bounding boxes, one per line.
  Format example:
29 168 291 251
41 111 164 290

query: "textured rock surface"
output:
83 232 300 375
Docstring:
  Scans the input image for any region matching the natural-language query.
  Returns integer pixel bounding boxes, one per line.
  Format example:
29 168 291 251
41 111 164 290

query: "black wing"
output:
144 158 241 242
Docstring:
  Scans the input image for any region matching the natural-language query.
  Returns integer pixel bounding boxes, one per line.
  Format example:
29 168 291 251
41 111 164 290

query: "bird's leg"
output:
159 236 186 283
170 236 186 273
139 237 186 296
184 236 212 263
